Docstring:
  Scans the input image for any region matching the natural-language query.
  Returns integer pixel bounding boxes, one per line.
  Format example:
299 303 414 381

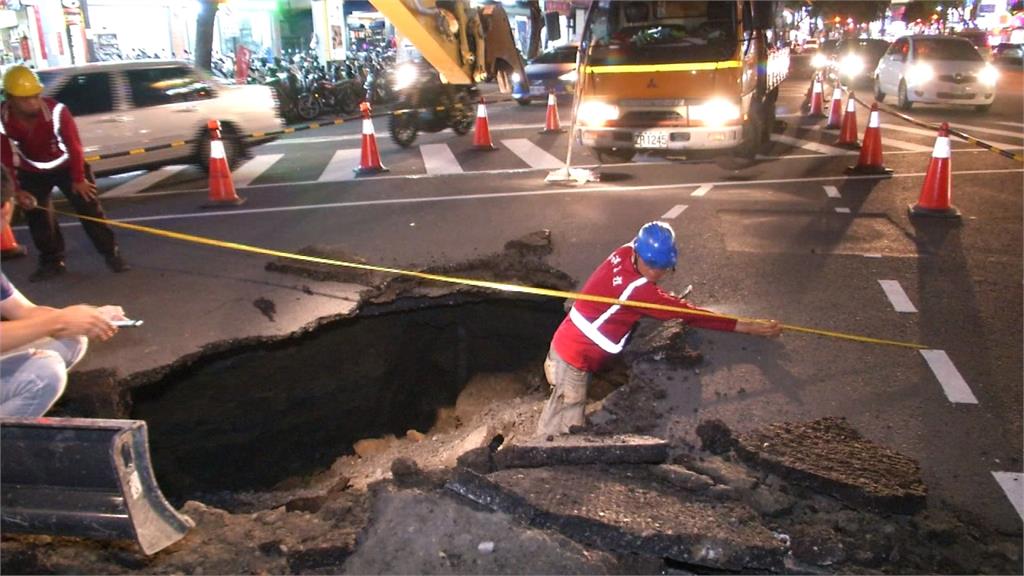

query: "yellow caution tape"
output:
585 60 742 74
51 208 927 350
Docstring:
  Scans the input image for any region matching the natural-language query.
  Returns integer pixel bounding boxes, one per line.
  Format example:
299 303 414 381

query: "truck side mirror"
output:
545 12 561 42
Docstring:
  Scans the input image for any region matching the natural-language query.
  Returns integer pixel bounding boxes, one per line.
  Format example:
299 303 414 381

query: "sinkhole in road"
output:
131 296 565 500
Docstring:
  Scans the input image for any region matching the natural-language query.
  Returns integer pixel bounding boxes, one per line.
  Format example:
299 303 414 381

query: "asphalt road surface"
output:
6 60 1022 534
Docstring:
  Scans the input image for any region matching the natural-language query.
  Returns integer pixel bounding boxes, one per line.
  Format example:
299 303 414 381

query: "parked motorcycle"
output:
388 61 476 148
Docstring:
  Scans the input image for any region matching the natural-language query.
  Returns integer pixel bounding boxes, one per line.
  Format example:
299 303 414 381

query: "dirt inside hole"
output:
131 296 565 501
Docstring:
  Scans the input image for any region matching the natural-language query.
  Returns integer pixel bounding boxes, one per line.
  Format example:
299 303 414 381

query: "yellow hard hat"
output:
3 65 44 97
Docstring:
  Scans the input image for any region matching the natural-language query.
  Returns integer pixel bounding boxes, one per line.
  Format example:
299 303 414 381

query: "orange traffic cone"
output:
909 123 960 218
473 97 496 150
203 119 245 207
1 220 26 259
807 74 826 118
354 101 388 176
825 84 844 129
539 92 564 134
836 92 860 149
846 104 892 175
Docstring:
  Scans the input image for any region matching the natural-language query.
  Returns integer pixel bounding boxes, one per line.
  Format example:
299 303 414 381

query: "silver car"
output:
873 35 998 112
36 60 283 176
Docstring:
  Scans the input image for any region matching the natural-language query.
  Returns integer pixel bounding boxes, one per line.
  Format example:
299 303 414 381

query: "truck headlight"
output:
393 64 419 90
577 101 619 126
978 64 999 86
811 53 829 68
689 98 740 127
839 54 864 77
558 70 578 83
905 63 934 87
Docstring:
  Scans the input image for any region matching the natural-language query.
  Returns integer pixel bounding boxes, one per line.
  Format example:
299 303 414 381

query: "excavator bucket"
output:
1 417 194 555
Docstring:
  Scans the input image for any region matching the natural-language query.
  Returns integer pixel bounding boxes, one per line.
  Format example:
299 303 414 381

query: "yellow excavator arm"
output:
369 0 526 90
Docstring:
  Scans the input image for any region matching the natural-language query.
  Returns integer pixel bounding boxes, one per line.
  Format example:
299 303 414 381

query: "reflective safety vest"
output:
568 276 648 354
0 101 69 171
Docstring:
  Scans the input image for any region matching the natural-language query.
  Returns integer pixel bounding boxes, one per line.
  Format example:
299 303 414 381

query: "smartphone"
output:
111 319 144 327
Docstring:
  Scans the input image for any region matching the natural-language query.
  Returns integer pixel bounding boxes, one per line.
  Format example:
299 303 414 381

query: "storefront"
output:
309 0 387 61
0 0 88 69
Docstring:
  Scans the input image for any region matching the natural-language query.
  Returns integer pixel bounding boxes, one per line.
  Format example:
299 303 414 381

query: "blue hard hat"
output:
634 221 677 270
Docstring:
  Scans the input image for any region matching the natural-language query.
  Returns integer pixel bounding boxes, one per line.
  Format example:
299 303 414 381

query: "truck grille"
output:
615 110 686 127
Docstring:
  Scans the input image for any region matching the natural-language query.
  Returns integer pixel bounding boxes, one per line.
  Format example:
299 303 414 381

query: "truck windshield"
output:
584 1 738 66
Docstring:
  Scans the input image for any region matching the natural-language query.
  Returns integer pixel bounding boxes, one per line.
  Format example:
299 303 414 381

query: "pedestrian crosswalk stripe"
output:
949 123 1024 140
502 138 563 169
992 472 1024 521
661 204 688 219
421 143 463 174
771 133 852 156
878 280 917 313
232 154 284 187
690 184 713 197
880 137 932 152
105 165 190 198
317 149 362 182
920 349 978 404
878 124 1023 151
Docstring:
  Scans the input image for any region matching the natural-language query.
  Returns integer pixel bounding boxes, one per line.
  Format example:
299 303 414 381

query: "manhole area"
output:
131 297 564 500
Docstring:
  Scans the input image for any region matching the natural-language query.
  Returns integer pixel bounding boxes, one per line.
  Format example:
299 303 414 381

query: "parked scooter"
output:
388 61 476 148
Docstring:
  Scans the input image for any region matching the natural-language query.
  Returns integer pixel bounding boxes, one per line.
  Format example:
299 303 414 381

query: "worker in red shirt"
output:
536 221 782 437
1 65 128 282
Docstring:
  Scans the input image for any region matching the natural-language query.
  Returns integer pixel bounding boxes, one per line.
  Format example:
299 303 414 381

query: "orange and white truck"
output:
573 1 790 162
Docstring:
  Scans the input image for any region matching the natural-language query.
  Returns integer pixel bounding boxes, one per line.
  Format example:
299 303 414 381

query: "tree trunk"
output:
195 0 219 72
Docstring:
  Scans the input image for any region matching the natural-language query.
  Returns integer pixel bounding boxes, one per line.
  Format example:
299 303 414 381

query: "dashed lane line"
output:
503 138 564 169
878 280 918 313
690 184 713 197
834 207 851 214
771 133 852 156
992 472 1024 521
231 154 284 188
420 143 463 175
824 185 841 198
919 350 978 404
104 165 189 198
660 204 688 219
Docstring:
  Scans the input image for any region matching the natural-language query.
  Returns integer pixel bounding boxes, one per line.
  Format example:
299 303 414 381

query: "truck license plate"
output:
634 132 668 148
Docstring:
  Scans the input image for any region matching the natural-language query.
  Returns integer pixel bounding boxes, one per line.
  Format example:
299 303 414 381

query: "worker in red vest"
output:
536 221 782 437
0 65 128 282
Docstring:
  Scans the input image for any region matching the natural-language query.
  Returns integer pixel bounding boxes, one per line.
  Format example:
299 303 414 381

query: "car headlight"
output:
839 54 865 77
511 72 522 84
558 70 578 83
905 63 934 87
689 98 740 127
811 53 829 68
393 64 419 90
978 64 999 86
576 100 619 126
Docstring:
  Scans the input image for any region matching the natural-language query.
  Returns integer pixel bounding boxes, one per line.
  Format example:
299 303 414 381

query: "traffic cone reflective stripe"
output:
910 123 959 218
203 119 245 207
825 85 844 129
354 101 388 175
540 92 565 133
836 93 860 149
807 74 825 118
847 104 892 175
473 98 496 150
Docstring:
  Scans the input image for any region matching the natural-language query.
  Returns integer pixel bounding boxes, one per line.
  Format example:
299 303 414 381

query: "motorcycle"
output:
387 61 477 148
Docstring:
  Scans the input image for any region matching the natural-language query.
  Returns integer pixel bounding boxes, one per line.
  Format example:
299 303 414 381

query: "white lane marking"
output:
919 350 978 404
880 137 933 152
231 154 284 188
771 134 853 156
834 207 851 213
503 138 563 169
53 168 1023 221
992 472 1024 521
878 280 917 313
661 204 688 219
949 123 1024 140
104 165 189 198
995 121 1024 128
420 144 463 175
863 253 883 258
268 123 548 146
690 184 713 197
317 149 362 182
824 185 841 198
873 124 1023 151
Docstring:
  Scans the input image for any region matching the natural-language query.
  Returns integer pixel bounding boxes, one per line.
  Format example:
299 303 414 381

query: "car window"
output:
126 66 214 108
54 73 114 116
913 38 982 61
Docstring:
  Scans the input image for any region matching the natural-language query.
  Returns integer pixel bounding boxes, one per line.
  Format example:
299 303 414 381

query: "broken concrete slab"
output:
494 434 669 470
265 245 393 287
447 465 786 572
734 417 927 514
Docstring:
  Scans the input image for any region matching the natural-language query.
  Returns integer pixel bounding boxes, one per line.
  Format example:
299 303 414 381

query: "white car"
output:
873 35 998 112
36 60 283 176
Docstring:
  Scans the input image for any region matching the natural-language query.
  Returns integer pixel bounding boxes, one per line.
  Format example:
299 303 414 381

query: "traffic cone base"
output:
540 92 565 134
908 203 960 218
473 98 496 150
203 123 246 208
354 111 389 175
